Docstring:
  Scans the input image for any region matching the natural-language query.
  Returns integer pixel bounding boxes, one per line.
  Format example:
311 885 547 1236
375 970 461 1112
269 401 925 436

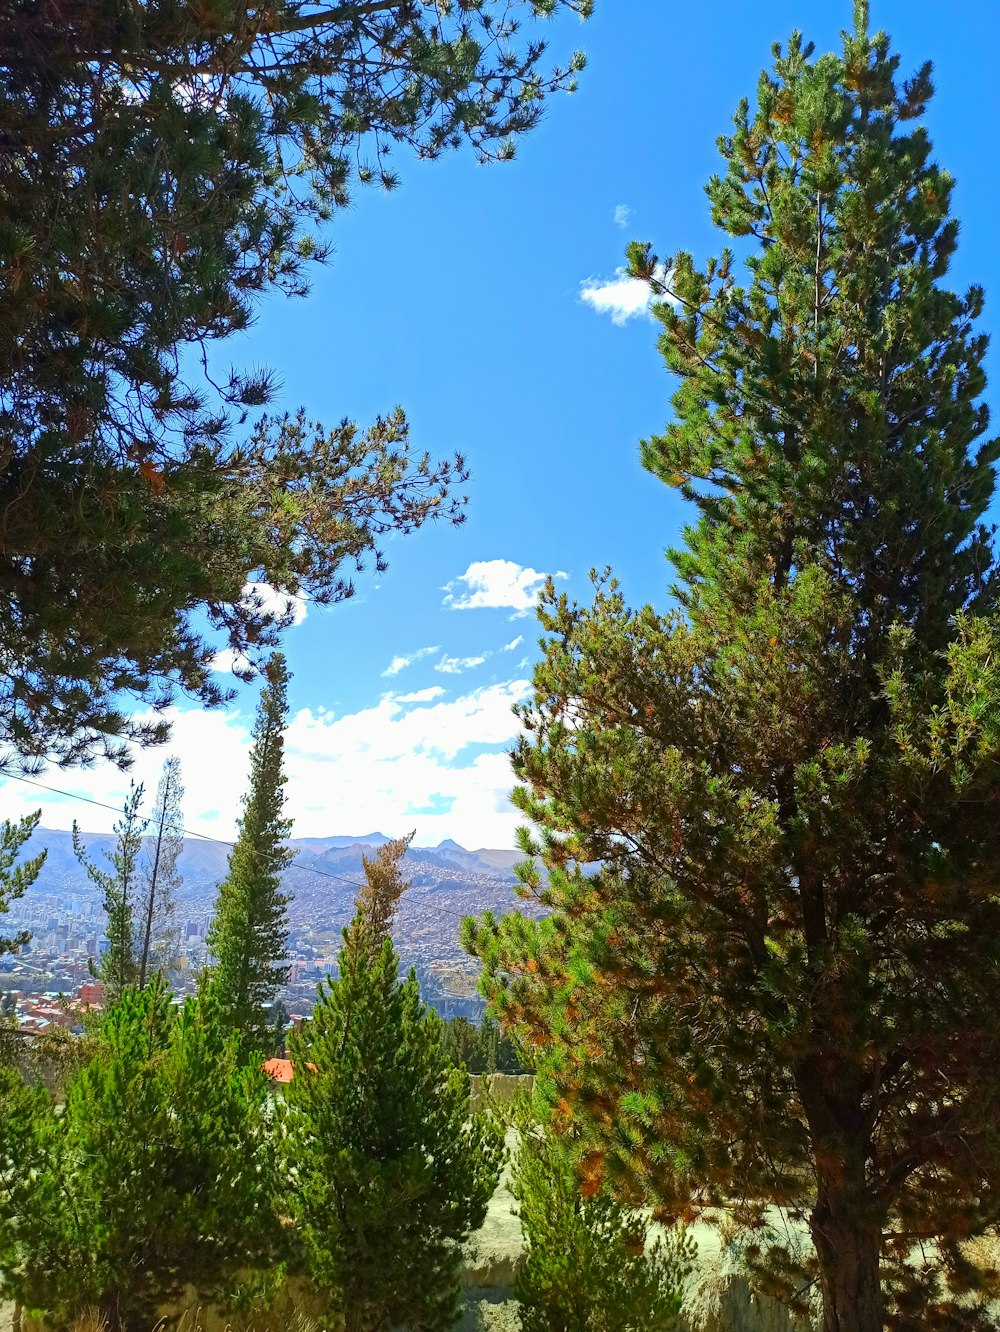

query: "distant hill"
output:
29 826 233 891
471 848 523 872
21 827 519 892
287 833 392 851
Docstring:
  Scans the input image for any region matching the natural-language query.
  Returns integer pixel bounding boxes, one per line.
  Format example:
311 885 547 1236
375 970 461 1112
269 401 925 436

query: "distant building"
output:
19 1016 51 1033
76 980 104 1008
23 1003 73 1030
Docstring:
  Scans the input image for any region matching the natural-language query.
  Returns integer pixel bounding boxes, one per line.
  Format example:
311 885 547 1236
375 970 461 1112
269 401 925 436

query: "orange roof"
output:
262 1057 317 1083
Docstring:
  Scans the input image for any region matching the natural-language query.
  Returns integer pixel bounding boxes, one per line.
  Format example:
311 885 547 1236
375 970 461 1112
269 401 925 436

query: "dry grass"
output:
65 1310 323 1332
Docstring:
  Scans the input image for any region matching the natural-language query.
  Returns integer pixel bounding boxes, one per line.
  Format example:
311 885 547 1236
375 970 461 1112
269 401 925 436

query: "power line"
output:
6 771 363 889
1 778 514 1016
2 771 511 922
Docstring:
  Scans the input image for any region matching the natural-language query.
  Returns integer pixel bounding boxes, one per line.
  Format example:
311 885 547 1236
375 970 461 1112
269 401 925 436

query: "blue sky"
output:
3 0 998 848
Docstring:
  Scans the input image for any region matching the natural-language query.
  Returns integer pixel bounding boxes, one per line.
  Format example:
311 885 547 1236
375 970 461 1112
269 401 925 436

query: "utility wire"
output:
3 771 518 923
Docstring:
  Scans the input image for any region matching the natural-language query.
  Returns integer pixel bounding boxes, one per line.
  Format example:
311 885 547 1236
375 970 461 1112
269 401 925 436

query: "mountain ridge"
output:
17 826 522 896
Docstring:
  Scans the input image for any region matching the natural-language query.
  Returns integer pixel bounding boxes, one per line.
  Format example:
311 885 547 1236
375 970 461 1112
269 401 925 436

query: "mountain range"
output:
23 827 524 895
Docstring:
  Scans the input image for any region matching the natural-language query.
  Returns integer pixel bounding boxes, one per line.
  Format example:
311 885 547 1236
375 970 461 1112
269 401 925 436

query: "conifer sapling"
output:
207 654 294 1054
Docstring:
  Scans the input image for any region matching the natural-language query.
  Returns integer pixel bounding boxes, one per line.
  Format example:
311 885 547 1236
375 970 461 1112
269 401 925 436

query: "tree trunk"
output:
811 1175 884 1332
138 799 168 989
98 1288 123 1332
343 1304 364 1332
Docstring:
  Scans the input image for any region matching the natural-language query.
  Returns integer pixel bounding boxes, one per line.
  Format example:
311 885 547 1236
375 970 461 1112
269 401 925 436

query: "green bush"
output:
513 1124 695 1332
0 982 277 1331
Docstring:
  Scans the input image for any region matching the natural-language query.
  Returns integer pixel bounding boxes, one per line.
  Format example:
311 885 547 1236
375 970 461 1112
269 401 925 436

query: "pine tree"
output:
442 1016 484 1071
207 654 293 1052
0 996 22 1069
513 1120 694 1332
75 784 146 1005
0 1063 51 1286
442 1013 533 1075
282 839 505 1332
137 756 184 987
0 810 46 955
482 1012 532 1074
0 982 277 1332
0 0 589 771
466 10 1000 1330
353 831 414 945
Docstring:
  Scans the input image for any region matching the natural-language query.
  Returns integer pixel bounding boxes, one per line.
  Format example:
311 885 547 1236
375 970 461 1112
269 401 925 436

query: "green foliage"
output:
466 9 1000 1330
0 1015 22 1070
15 1025 96 1098
137 756 185 987
513 1123 694 1332
0 0 589 769
0 983 276 1332
441 1015 483 1071
0 1063 53 1285
74 783 146 1006
442 1013 533 1074
0 809 45 954
207 654 293 1054
281 931 505 1332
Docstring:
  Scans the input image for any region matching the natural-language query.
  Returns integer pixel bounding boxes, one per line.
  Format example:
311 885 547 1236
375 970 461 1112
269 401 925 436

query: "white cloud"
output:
0 707 255 848
501 636 524 653
209 647 252 675
173 73 217 112
613 203 632 229
283 680 531 845
208 582 307 673
396 686 446 703
579 264 674 326
435 654 487 675
444 560 567 617
241 581 308 627
381 645 440 678
0 681 533 849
